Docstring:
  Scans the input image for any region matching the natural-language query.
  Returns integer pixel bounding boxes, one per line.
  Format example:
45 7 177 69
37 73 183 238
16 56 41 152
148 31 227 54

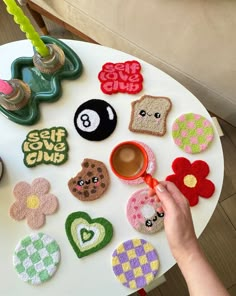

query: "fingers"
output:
155 183 178 213
161 181 189 207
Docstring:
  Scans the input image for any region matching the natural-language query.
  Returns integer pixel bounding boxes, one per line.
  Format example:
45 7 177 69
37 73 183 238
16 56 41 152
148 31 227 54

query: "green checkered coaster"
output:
13 232 60 285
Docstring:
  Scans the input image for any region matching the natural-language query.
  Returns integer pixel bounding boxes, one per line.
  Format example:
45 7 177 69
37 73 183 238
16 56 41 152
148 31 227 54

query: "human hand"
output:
150 181 199 263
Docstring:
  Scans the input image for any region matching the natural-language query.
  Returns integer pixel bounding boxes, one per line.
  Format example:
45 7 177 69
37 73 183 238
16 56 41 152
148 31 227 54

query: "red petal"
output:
197 179 215 198
191 160 210 180
172 157 191 175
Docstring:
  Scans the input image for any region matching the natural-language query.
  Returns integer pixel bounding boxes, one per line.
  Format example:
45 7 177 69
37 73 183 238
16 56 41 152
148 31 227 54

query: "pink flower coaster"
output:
9 178 58 229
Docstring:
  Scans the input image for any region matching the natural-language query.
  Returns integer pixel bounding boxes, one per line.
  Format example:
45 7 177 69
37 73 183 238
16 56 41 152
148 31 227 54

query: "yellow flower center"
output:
183 174 197 188
26 195 40 209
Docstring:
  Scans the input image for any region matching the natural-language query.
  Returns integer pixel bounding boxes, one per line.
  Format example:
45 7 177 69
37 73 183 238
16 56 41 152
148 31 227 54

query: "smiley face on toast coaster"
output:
13 233 60 285
22 127 69 167
65 211 113 258
74 99 117 141
111 238 160 289
0 157 4 182
129 95 172 136
98 61 143 95
172 113 214 154
68 158 110 201
127 188 164 234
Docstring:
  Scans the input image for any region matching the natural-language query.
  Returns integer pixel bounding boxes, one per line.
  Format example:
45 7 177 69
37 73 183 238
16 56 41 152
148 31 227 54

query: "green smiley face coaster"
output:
65 211 113 258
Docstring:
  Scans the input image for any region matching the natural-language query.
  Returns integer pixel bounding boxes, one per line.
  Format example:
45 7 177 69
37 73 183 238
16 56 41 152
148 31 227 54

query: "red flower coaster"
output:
166 157 215 206
98 61 143 95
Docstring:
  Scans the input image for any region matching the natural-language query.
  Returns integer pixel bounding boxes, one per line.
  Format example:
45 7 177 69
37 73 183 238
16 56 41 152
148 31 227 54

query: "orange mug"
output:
110 141 159 189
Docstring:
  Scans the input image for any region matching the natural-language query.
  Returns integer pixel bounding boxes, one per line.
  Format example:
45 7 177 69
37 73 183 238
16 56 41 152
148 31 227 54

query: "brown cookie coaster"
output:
68 159 110 201
129 95 172 136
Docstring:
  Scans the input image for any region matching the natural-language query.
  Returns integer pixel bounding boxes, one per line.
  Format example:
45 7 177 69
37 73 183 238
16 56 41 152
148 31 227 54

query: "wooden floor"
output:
1 2 236 295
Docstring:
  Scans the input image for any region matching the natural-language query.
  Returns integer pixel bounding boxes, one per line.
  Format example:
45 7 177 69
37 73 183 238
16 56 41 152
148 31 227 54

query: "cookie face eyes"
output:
74 99 117 141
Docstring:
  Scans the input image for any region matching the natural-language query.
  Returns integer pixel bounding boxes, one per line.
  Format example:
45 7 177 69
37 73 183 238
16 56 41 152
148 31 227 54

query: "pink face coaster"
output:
98 61 143 95
122 142 157 185
126 188 164 234
172 113 214 154
9 178 58 229
111 238 160 289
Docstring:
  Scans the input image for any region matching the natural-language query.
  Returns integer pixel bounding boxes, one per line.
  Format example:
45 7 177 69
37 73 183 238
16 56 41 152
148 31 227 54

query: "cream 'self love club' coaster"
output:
126 188 164 234
129 95 172 136
65 211 113 258
112 238 160 289
68 158 110 201
172 113 214 154
13 233 60 285
22 127 69 167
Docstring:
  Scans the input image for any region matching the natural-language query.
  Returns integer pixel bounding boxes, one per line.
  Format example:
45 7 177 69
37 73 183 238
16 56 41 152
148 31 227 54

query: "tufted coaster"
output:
166 157 215 206
172 113 214 154
13 233 60 285
68 158 110 201
126 188 164 234
129 95 172 136
65 211 113 258
74 99 117 141
22 127 69 167
122 142 157 185
98 61 143 95
9 178 58 229
112 238 159 289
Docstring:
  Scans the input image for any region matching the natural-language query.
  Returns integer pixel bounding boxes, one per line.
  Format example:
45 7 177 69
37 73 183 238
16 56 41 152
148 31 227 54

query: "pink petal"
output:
9 202 27 220
26 211 45 229
39 194 58 215
32 178 50 196
13 181 32 201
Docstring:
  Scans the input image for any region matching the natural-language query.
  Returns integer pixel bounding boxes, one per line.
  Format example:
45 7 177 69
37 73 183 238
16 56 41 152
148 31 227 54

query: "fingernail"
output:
156 184 165 192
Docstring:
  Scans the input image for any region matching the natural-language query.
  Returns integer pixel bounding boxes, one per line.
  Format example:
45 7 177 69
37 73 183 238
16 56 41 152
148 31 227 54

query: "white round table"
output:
0 39 224 296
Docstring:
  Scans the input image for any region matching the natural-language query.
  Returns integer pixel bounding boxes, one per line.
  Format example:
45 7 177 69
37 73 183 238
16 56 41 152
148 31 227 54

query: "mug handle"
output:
142 173 159 189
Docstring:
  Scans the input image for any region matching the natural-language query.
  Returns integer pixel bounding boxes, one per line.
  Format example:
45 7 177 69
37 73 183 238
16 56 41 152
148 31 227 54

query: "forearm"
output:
177 245 229 296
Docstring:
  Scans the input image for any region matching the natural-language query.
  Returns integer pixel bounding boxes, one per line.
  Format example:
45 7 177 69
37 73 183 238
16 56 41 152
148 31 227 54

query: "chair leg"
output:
26 3 49 35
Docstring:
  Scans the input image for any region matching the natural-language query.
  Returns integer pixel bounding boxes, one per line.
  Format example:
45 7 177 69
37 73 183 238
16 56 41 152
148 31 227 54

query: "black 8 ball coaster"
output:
0 158 4 182
74 99 117 141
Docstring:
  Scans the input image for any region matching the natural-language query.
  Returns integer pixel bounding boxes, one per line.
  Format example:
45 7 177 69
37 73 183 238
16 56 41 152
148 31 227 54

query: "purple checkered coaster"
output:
111 238 160 289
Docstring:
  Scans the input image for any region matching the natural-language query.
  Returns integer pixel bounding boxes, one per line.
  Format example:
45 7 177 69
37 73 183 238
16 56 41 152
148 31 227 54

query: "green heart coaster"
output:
65 211 113 258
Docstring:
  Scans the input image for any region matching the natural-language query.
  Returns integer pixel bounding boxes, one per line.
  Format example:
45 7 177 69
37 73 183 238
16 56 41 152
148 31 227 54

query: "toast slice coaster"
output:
111 238 160 289
65 211 113 258
129 95 172 136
